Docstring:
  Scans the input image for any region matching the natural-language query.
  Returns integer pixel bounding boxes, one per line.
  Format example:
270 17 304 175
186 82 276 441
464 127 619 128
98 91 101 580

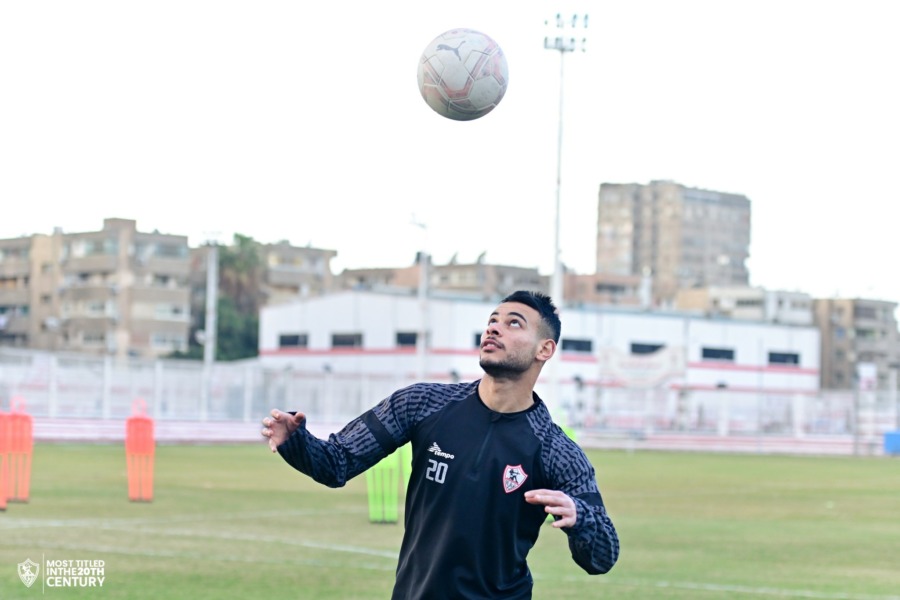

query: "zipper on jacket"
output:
469 416 498 478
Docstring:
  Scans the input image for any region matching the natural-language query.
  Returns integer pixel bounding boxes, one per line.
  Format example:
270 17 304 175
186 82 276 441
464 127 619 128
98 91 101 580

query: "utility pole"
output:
411 218 429 382
200 241 219 422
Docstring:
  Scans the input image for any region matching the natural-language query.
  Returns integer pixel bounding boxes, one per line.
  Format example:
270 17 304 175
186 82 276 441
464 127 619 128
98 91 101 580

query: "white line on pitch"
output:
532 574 900 600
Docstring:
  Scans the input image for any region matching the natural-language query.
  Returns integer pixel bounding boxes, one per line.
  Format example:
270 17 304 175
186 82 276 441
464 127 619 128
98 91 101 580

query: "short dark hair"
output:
500 290 561 343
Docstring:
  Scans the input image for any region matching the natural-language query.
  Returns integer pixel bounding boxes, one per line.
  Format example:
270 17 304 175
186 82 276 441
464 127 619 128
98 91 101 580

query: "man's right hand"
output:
261 409 305 453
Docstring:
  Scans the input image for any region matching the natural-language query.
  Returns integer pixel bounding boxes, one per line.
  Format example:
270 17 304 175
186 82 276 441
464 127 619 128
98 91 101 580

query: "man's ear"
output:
536 339 556 363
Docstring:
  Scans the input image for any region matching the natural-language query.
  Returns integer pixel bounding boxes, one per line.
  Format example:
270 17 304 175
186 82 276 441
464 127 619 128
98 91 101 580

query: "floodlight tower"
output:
544 13 587 419
544 13 587 308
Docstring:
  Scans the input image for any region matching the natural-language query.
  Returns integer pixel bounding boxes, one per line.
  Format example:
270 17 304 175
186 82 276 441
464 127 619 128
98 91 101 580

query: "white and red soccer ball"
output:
417 28 509 122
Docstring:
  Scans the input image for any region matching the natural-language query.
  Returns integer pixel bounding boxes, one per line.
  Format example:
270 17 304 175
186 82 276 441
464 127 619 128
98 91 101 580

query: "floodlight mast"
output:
543 13 587 311
543 13 587 418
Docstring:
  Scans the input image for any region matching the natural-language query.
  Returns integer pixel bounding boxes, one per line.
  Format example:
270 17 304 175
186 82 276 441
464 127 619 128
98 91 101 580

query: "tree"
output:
169 233 264 361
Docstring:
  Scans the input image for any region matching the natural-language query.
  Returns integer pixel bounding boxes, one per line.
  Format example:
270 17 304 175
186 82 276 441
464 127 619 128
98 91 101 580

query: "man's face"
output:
479 302 544 378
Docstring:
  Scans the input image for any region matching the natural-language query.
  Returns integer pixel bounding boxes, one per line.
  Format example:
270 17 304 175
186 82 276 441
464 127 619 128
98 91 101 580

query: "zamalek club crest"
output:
18 558 40 588
502 464 528 493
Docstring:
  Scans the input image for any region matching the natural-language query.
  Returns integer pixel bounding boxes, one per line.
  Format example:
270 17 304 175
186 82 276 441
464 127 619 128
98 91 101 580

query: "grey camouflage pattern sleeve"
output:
276 412 388 488
542 424 620 574
277 382 476 488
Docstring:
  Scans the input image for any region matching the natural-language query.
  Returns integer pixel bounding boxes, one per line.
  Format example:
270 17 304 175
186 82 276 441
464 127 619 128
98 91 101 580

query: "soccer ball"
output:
417 28 509 121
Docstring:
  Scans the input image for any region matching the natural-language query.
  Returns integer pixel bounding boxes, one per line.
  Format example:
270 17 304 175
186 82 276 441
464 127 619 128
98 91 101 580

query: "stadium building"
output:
260 290 820 436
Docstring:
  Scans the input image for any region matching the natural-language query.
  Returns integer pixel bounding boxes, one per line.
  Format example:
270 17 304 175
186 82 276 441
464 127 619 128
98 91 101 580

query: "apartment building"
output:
430 259 546 300
597 181 751 304
0 219 191 358
190 241 338 307
0 234 60 348
564 271 647 308
675 286 814 326
338 254 548 302
813 297 900 390
262 241 337 304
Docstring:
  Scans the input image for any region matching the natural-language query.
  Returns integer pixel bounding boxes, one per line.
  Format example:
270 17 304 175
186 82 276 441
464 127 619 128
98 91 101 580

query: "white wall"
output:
260 291 821 399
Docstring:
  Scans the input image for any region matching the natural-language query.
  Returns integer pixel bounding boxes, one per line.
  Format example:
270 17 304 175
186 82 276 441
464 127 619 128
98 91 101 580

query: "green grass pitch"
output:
1 443 899 599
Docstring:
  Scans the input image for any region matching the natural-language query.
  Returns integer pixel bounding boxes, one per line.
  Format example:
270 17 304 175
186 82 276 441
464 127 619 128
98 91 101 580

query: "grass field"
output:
1 443 899 599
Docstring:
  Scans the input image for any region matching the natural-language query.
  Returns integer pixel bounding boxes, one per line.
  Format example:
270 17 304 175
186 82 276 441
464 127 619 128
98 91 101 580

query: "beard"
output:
479 353 531 379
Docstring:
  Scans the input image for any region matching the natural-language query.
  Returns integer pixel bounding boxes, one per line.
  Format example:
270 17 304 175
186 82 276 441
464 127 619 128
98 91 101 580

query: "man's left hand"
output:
524 489 577 528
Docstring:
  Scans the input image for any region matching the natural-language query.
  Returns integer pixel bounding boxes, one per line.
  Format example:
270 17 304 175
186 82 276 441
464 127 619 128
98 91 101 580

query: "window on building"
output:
279 333 308 348
332 333 363 348
0 247 29 262
155 243 188 259
155 304 186 320
631 342 664 355
83 331 106 345
152 332 187 351
41 317 60 331
396 332 418 347
769 352 799 366
596 283 626 295
0 332 27 345
853 306 877 320
561 338 592 353
79 238 117 256
702 347 735 361
473 332 483 348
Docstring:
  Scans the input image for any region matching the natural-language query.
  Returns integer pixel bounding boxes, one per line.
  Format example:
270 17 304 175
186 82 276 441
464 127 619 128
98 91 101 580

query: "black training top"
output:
277 380 619 599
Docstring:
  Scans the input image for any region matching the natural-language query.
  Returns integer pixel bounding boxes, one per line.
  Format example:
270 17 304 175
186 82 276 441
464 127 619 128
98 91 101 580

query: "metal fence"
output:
1 348 897 454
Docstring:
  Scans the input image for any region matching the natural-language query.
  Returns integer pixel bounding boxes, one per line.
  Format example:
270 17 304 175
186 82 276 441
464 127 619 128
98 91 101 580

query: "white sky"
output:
1 1 898 303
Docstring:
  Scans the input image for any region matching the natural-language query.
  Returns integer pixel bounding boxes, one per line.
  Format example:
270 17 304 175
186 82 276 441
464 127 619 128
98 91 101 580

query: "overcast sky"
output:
1 1 898 304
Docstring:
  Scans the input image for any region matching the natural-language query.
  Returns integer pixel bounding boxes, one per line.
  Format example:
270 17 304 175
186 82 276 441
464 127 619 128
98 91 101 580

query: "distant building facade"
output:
0 233 61 349
0 218 191 359
564 271 647 308
338 256 648 309
675 286 814 326
597 181 751 304
190 241 337 307
261 241 337 305
338 254 548 302
2 220 340 359
813 297 900 390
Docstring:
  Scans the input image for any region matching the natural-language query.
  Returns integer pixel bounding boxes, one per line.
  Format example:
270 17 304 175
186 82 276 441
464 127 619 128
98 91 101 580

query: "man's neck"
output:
477 376 535 413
